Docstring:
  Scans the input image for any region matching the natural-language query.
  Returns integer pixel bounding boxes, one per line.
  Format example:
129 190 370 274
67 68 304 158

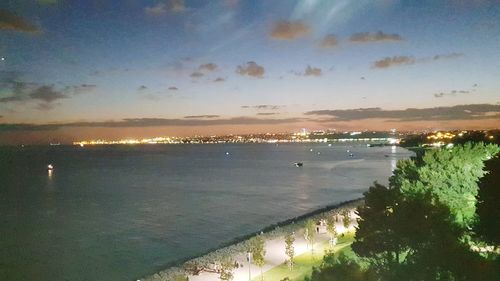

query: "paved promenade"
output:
190 210 357 281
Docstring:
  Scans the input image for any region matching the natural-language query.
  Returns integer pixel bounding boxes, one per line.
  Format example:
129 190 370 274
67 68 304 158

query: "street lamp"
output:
247 251 252 281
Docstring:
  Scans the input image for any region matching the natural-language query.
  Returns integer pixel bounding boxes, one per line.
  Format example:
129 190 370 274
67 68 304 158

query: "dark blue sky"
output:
0 0 499 142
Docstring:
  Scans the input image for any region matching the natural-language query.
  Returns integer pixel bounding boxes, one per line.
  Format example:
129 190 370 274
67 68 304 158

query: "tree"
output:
475 153 500 246
309 252 377 281
326 215 337 247
249 235 266 281
398 143 499 226
353 184 500 280
351 144 500 281
352 182 405 268
341 209 351 230
305 219 316 253
219 256 235 281
284 232 295 270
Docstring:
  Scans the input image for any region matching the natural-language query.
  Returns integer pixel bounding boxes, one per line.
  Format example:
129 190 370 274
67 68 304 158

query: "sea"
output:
0 143 413 281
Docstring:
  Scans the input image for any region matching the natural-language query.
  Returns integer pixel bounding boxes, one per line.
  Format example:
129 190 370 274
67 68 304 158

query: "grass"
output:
252 232 355 281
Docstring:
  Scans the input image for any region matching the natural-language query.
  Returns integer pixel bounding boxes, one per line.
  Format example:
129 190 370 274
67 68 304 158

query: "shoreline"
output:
140 198 364 281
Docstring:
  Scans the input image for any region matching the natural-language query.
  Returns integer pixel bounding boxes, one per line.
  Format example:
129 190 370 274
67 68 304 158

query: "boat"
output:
293 162 303 167
349 153 354 158
47 164 54 170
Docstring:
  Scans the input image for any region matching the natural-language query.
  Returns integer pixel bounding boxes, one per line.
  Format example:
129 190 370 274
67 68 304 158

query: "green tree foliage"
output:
388 158 419 188
342 209 351 230
354 187 499 280
475 153 500 246
249 235 266 280
219 256 235 281
351 143 500 280
326 215 337 247
284 232 295 270
310 143 500 281
305 219 316 252
396 143 499 226
309 252 377 281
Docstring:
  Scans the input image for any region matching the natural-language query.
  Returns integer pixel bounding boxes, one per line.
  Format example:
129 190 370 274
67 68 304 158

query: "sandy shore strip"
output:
139 199 363 281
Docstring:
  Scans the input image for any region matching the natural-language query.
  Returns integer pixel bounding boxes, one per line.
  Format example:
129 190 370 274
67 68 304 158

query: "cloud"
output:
0 96 24 103
270 20 310 40
372 56 416 69
319 34 338 48
0 10 40 33
29 86 67 103
190 71 204 78
0 80 95 110
0 79 28 103
434 90 472 98
241 105 283 110
304 104 500 122
199 63 218 72
213 77 226 83
350 31 403 43
431 53 464 61
304 65 322 76
0 117 305 132
373 53 464 69
69 84 97 95
257 112 279 116
184 115 220 119
144 0 186 16
236 62 265 78
35 102 59 111
168 86 178 90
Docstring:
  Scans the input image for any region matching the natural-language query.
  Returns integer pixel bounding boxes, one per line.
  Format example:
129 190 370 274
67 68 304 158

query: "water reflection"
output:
293 172 313 210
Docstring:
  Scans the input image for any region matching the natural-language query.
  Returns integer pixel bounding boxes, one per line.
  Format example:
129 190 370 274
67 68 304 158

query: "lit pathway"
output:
189 210 358 281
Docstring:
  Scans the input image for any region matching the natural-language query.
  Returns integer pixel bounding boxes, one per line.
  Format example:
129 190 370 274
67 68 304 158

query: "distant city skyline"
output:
1 0 499 144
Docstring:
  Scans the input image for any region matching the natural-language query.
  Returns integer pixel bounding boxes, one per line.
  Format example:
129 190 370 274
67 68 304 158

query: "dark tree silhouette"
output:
352 183 404 267
476 153 500 246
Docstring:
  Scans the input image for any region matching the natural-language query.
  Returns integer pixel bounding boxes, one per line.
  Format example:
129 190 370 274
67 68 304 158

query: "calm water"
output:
0 143 412 281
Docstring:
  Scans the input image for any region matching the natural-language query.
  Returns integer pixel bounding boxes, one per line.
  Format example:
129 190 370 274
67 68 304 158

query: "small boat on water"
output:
47 164 54 171
293 162 303 167
348 153 354 158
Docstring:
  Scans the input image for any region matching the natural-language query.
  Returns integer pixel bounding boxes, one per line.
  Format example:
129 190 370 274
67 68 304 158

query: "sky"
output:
0 0 499 144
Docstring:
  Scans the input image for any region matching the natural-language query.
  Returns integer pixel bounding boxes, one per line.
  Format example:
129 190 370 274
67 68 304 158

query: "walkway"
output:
190 210 357 281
